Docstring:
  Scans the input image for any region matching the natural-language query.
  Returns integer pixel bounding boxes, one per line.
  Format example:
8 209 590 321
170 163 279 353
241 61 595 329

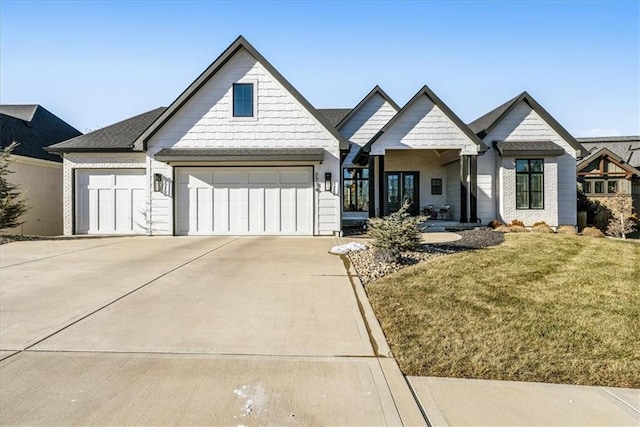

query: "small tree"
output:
605 190 636 239
0 142 28 230
367 201 426 262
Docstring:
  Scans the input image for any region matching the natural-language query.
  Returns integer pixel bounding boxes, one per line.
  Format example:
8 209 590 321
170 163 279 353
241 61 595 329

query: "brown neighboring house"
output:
576 136 640 214
0 105 82 235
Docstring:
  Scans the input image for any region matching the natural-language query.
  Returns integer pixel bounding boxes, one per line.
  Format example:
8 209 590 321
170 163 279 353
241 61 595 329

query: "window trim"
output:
231 80 258 121
342 167 369 212
515 159 544 210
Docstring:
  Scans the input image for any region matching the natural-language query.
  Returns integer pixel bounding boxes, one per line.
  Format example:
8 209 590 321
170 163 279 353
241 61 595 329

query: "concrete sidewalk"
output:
409 376 640 426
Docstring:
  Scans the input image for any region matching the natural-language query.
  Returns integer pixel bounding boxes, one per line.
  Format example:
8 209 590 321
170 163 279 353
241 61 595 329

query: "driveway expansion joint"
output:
20 238 241 352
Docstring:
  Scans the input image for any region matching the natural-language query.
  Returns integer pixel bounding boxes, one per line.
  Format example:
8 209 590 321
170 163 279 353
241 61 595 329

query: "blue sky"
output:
1 1 638 136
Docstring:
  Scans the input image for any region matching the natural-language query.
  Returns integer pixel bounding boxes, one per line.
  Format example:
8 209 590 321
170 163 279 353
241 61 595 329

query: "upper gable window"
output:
233 83 253 117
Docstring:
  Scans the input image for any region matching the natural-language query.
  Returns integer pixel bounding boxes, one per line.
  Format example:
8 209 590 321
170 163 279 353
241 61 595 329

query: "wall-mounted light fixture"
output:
324 172 332 192
153 173 162 192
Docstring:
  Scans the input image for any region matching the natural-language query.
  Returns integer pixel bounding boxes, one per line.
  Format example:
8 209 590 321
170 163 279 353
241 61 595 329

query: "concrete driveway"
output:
0 236 423 425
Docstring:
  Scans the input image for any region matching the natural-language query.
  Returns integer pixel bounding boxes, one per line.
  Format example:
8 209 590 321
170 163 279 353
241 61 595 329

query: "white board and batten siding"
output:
476 101 579 227
175 167 313 235
75 169 146 234
145 47 341 236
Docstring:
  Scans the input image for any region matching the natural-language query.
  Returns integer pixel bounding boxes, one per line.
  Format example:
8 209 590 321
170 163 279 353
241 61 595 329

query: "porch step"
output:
425 225 446 232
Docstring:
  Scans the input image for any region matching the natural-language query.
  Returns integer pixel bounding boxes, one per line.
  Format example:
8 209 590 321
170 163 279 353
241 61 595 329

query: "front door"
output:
385 172 419 215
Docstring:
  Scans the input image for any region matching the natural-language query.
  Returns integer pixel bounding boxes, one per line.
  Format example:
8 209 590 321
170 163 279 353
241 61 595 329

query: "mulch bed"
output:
0 235 47 245
348 229 505 284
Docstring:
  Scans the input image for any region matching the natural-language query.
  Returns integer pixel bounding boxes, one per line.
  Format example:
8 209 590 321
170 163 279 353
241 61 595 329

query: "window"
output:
594 181 604 194
516 159 544 209
583 181 592 194
233 83 253 117
343 168 369 212
607 180 618 193
431 178 443 195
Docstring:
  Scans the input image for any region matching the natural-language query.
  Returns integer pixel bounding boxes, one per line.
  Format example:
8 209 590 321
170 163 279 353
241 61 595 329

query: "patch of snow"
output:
329 242 367 255
233 384 268 418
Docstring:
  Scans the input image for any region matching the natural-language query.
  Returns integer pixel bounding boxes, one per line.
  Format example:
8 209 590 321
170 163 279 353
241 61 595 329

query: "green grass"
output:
366 233 640 388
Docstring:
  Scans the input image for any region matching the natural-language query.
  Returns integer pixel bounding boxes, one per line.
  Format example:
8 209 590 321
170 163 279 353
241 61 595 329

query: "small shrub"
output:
532 221 548 227
508 225 528 233
367 201 425 263
532 223 554 233
488 219 505 229
509 219 525 227
556 225 577 235
582 226 605 238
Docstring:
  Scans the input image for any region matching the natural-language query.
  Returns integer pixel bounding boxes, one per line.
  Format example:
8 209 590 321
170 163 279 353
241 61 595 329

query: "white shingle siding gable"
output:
478 101 578 227
370 96 478 155
145 48 341 235
62 153 147 235
340 93 398 166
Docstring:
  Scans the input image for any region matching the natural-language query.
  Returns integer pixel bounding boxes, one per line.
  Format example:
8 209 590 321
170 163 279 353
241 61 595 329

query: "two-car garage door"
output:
175 167 313 235
75 167 314 235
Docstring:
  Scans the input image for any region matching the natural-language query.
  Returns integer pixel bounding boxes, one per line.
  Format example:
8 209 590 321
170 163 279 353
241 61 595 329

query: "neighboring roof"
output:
47 107 166 153
495 140 565 156
317 109 352 127
0 105 39 122
353 84 488 165
1 105 82 162
577 136 640 167
134 36 350 151
468 91 586 156
577 146 640 177
154 147 325 162
334 85 401 130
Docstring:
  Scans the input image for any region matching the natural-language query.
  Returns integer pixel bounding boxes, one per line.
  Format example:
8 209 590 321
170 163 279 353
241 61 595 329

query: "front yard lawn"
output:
366 233 640 388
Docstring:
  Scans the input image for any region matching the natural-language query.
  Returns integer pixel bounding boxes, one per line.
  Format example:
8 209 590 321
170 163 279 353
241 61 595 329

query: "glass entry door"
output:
385 172 419 215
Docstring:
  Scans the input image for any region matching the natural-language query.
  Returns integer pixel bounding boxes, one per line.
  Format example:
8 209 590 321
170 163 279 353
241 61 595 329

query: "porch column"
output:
460 155 469 223
368 156 375 218
378 156 385 217
470 155 478 223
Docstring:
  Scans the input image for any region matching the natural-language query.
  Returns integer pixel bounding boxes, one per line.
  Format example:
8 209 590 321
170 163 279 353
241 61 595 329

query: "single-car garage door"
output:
75 169 146 234
176 167 313 235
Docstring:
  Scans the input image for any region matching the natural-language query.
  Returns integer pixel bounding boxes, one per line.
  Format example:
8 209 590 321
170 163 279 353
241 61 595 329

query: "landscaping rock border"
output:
349 229 505 284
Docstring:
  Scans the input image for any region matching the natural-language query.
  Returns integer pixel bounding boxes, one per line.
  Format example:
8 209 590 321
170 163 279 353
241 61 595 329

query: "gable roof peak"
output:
335 85 400 130
468 90 586 156
133 35 349 151
351 84 488 164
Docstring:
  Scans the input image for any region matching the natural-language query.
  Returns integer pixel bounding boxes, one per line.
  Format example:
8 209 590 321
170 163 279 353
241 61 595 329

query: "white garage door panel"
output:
176 167 313 235
76 170 146 234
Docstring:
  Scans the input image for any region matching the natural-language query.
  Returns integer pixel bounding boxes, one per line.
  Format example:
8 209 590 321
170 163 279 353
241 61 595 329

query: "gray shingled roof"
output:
495 140 565 156
577 136 640 167
317 108 352 127
1 105 82 162
468 94 521 137
155 147 325 162
47 107 166 152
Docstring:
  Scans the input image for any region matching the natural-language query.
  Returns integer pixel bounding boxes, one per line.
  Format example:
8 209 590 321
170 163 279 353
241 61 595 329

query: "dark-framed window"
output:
233 83 253 117
607 180 617 193
343 168 369 212
594 181 604 194
583 181 592 194
431 178 443 195
516 159 544 209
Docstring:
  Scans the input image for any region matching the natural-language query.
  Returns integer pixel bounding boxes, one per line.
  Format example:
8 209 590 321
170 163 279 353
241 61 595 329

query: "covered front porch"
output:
366 149 479 224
